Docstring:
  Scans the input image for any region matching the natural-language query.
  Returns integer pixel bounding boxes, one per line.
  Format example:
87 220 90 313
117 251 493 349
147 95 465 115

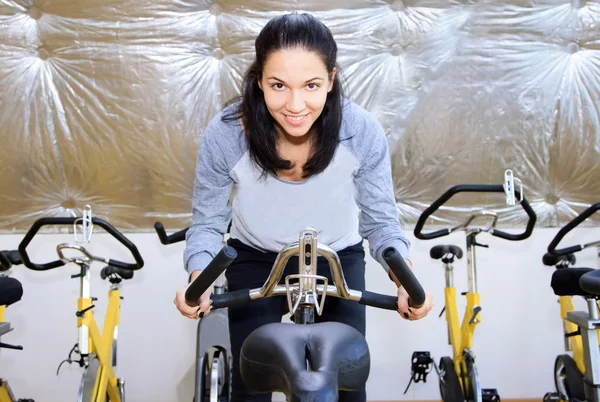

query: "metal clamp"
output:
503 169 523 206
74 205 94 244
285 274 329 317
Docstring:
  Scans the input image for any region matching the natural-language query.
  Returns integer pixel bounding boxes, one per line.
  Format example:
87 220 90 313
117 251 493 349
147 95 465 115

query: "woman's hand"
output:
173 270 212 319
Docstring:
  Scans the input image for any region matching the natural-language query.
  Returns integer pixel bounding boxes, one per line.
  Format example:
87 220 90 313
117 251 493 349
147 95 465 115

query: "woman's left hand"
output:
397 286 433 320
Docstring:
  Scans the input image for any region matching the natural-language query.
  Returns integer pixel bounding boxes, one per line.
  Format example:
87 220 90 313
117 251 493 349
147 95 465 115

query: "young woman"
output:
174 12 433 401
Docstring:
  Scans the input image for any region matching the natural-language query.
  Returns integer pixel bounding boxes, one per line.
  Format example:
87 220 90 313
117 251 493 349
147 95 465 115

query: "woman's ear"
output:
328 67 337 92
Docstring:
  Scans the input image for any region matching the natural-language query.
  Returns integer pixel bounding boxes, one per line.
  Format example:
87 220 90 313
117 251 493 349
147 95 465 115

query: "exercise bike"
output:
543 202 600 402
154 221 232 402
183 227 426 401
0 250 34 402
409 183 537 402
18 215 145 402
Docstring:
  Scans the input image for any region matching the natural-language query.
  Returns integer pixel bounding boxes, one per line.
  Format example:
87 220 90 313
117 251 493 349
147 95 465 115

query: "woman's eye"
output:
307 83 319 90
272 83 285 90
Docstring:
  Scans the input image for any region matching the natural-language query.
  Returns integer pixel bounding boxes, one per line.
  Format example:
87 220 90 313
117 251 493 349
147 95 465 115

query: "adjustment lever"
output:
71 267 86 279
76 305 95 318
0 342 23 350
474 241 489 248
469 306 482 324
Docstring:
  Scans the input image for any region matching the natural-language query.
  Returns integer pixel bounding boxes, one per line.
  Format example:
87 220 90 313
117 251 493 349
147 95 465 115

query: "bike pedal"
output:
403 351 434 394
482 388 500 402
543 392 561 402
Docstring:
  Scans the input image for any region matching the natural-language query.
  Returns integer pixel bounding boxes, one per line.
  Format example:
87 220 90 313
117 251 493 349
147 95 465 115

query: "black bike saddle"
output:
0 276 23 307
240 321 370 402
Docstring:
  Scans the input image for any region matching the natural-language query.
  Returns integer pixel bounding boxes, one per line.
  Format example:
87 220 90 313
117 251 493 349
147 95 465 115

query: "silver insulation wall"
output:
0 0 598 232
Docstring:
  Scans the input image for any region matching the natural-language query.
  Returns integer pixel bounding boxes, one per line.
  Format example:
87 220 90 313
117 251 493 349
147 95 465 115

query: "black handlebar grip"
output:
210 290 252 310
18 217 144 271
490 190 537 241
579 269 600 296
547 203 600 256
359 291 398 310
382 247 426 308
154 222 189 245
185 246 238 307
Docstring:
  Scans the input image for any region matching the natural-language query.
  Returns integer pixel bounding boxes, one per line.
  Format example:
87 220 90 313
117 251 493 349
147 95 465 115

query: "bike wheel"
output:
439 357 465 402
78 356 102 402
462 351 482 402
203 349 229 402
78 356 122 402
554 354 585 402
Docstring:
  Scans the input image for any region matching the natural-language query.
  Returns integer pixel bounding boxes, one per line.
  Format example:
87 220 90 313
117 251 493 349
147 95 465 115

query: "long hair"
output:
222 13 344 179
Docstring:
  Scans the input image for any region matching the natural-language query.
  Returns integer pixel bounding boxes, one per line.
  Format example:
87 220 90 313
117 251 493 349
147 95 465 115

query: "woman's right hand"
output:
173 270 212 319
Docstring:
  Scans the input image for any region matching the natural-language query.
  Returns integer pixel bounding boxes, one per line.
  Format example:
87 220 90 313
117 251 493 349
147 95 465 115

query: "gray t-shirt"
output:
183 98 411 275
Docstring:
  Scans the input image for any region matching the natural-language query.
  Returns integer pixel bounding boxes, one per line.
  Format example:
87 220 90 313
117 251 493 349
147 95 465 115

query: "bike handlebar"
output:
18 217 144 271
154 222 189 245
154 221 232 245
414 184 537 241
185 237 425 314
547 202 600 256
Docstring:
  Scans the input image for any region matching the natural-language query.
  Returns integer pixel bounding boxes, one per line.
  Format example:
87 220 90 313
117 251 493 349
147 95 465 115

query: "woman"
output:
174 12 433 401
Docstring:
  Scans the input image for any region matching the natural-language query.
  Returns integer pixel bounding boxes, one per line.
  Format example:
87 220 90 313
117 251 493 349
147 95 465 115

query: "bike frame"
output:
58 244 122 402
442 213 497 392
558 244 600 375
0 304 15 402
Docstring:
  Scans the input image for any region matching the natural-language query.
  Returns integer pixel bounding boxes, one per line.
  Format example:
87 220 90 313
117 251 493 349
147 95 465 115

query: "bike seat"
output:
100 265 134 282
0 250 22 271
580 269 600 296
240 321 370 401
430 245 463 261
0 276 23 307
542 252 576 267
551 268 595 297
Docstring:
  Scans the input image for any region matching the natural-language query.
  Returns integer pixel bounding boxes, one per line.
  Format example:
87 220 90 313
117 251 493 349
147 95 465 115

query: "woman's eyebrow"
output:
266 76 324 82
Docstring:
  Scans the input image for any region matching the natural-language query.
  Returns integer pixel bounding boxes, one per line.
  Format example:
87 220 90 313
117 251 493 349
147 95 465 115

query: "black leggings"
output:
225 238 367 402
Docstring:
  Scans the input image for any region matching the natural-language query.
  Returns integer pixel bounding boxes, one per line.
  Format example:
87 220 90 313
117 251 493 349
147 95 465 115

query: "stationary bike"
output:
0 250 34 402
154 221 232 402
184 227 426 401
18 215 145 402
409 182 537 402
543 202 600 402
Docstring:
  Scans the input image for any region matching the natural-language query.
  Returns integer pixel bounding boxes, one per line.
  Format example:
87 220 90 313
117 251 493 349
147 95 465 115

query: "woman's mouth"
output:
284 113 309 125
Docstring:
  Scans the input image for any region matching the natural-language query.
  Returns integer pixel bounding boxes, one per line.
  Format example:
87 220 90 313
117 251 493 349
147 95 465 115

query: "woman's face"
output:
258 48 336 139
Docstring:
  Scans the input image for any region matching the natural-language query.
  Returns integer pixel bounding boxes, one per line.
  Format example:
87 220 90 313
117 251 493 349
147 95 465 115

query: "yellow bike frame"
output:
0 304 11 402
78 287 122 402
557 246 600 376
440 226 491 394
1 296 19 402
444 287 481 387
559 295 600 375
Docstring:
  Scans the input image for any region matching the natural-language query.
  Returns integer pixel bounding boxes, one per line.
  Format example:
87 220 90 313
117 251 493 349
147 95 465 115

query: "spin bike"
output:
543 202 600 402
410 184 537 402
17 216 145 402
0 250 34 402
184 227 426 401
154 221 232 402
